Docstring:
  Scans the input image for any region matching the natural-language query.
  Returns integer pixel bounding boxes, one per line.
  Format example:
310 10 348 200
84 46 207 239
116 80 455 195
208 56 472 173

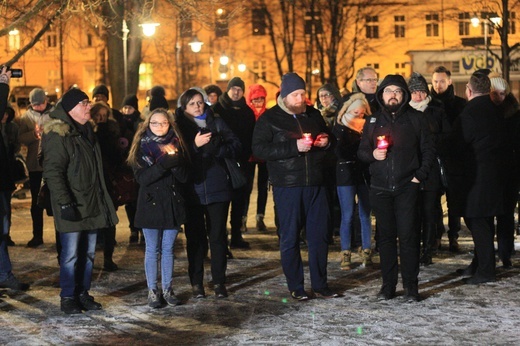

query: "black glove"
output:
201 135 222 155
159 153 180 170
60 203 81 222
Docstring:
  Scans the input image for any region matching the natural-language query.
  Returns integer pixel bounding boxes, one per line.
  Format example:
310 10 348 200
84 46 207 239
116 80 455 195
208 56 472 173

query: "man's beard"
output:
285 102 307 114
384 99 401 113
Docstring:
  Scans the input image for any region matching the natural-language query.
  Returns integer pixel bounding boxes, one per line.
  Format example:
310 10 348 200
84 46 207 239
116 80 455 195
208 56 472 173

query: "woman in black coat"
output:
127 108 188 308
175 88 241 300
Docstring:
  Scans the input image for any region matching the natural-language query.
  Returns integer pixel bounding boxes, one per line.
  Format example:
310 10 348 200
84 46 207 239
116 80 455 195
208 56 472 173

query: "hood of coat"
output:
376 74 411 115
43 102 78 137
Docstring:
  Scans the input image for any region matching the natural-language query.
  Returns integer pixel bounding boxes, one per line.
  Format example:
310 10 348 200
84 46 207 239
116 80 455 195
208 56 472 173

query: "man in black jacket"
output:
212 77 255 249
430 66 467 252
252 72 337 300
358 74 435 302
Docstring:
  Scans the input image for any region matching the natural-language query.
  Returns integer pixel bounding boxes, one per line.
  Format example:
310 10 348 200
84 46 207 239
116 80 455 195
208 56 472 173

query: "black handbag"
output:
13 154 28 184
224 158 247 189
437 156 448 189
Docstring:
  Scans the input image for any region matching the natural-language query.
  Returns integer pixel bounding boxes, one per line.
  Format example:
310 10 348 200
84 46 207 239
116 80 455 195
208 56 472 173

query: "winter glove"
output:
201 134 222 156
159 153 181 170
60 203 81 222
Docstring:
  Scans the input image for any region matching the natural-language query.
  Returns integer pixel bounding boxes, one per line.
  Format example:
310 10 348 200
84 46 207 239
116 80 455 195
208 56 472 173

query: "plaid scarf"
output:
140 127 179 167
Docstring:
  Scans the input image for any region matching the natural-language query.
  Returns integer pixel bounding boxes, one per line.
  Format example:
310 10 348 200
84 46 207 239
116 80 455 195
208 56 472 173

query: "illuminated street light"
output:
220 54 229 66
140 22 160 37
471 14 501 69
188 36 204 53
238 62 246 72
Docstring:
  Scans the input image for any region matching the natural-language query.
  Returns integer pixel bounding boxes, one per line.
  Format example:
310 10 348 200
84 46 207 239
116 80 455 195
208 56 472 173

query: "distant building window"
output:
305 11 323 35
87 33 93 47
458 12 471 36
180 19 193 38
426 13 439 37
8 29 20 51
395 15 405 38
252 8 267 36
366 16 379 39
215 9 228 37
47 32 57 48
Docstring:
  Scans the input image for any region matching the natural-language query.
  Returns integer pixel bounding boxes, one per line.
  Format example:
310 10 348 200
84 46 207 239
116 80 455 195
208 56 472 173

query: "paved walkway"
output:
2 190 520 345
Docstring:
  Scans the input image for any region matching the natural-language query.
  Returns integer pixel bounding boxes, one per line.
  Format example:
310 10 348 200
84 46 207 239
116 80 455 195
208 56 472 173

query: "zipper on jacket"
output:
293 114 310 185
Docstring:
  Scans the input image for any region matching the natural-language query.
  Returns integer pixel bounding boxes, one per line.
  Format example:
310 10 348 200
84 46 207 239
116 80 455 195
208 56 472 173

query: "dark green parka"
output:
42 102 118 233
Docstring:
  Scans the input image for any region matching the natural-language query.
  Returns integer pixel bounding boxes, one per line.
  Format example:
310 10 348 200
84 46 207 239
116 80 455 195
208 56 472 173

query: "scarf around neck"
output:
409 95 431 112
140 127 178 166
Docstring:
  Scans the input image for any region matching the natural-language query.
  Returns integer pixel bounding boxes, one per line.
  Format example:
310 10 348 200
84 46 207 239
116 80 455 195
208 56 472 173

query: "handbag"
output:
437 156 448 189
13 154 29 184
224 158 247 189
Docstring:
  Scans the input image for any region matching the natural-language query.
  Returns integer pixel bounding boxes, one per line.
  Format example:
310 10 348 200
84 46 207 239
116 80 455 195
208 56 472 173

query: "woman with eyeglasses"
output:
127 108 188 308
175 88 241 299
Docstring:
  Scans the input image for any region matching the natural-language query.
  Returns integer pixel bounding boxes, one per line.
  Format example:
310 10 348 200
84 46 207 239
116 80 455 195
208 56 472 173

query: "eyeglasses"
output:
359 78 378 83
318 93 333 99
383 89 403 95
150 122 169 127
78 100 92 107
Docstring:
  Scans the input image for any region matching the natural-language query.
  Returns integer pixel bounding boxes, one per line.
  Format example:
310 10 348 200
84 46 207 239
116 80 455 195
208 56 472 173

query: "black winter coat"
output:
447 95 504 218
430 85 466 126
358 75 435 191
252 98 334 187
133 143 188 229
332 124 368 186
175 107 241 206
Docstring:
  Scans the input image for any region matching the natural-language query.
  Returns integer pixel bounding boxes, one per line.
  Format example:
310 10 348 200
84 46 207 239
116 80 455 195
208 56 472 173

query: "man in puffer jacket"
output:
358 74 435 302
42 88 118 314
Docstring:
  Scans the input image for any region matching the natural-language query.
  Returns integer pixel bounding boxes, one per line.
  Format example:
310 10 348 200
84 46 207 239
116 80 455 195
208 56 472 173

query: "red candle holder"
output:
377 135 389 149
302 133 313 144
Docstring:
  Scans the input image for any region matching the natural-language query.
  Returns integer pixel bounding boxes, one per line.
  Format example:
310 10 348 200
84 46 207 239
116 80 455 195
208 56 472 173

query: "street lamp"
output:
471 14 502 69
123 20 159 96
188 36 204 53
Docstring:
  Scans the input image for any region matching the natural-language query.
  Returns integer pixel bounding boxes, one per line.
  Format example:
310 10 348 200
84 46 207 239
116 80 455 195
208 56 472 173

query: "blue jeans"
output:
273 186 330 292
0 191 13 282
143 228 179 291
337 184 372 251
59 230 97 297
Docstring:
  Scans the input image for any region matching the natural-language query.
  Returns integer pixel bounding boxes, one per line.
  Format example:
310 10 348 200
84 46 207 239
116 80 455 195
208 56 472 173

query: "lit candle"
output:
302 133 313 144
377 135 389 149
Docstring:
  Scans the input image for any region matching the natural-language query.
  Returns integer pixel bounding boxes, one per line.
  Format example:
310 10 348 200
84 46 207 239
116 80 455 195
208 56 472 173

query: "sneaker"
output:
27 237 43 248
313 287 339 298
214 284 228 299
230 238 250 249
403 285 421 302
192 284 206 299
61 297 82 314
148 289 163 308
340 250 352 270
290 289 309 301
78 292 102 311
0 275 30 291
163 288 181 306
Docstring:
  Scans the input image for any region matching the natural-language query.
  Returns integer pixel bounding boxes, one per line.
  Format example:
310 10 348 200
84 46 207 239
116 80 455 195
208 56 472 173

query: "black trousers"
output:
185 201 230 286
464 216 496 279
370 182 420 289
29 171 44 239
419 189 442 253
496 178 519 262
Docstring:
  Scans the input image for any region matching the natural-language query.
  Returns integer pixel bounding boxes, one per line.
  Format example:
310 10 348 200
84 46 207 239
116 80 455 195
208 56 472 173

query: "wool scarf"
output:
140 127 178 167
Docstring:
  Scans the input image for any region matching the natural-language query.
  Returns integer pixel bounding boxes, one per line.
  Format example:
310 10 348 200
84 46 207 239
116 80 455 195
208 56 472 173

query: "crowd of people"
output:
0 64 518 313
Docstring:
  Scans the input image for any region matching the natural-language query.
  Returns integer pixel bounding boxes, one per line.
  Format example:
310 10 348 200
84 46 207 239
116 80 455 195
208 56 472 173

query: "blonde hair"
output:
126 108 188 168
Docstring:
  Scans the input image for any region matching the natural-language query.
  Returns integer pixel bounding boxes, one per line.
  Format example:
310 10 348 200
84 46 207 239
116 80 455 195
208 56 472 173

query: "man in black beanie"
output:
42 87 119 314
252 72 338 301
204 84 222 106
212 77 255 249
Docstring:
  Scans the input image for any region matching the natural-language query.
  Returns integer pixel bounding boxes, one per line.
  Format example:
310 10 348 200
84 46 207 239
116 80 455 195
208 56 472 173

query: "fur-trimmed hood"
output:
43 102 78 137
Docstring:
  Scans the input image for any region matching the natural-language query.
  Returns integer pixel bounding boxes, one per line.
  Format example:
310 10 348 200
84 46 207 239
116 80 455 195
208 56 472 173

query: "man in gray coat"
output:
42 88 118 314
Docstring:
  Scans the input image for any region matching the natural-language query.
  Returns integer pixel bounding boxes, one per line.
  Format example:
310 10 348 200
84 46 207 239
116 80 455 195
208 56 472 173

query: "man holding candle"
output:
358 74 435 302
252 72 337 300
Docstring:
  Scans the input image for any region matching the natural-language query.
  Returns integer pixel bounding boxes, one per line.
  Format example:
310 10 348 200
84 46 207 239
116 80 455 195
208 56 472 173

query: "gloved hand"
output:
201 134 222 155
159 153 181 170
60 203 81 222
